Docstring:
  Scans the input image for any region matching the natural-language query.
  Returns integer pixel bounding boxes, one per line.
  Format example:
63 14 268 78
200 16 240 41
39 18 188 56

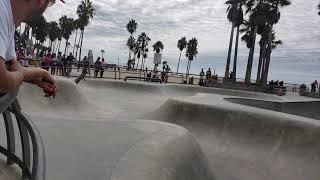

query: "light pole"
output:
101 50 105 59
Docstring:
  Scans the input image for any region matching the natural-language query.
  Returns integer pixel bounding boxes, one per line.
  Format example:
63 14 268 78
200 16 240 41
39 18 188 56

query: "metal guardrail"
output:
25 58 301 93
0 90 45 180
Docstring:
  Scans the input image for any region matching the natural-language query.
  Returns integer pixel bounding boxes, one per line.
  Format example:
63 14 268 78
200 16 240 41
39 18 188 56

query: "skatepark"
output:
1 76 320 180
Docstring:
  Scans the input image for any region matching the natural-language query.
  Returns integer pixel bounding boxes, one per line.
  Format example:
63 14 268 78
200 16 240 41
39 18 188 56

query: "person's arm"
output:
9 59 47 82
0 58 24 92
9 59 56 97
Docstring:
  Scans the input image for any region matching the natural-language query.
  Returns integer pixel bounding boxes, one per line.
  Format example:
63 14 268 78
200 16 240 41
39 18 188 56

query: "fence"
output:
25 59 301 93
0 90 45 180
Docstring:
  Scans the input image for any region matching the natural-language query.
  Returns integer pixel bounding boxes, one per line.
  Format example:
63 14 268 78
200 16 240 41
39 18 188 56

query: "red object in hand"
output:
42 79 57 98
43 89 55 98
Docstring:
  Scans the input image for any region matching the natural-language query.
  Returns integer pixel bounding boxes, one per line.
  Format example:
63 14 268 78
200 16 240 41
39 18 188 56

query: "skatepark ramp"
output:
2 78 320 180
148 96 320 180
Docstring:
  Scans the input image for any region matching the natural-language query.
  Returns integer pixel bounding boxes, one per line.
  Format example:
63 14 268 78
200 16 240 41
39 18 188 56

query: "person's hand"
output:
32 71 57 98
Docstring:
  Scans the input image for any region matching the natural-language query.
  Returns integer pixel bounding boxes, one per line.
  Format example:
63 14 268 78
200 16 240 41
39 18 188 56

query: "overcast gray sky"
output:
43 0 320 83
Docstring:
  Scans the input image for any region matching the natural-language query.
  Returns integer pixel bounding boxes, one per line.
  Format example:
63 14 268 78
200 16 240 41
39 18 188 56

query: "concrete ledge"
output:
225 98 320 120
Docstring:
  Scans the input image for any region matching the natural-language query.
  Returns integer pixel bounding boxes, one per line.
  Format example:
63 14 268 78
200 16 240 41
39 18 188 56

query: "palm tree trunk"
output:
58 40 61 53
224 22 235 80
188 60 192 75
76 30 82 61
256 42 266 85
245 25 258 84
232 25 240 83
79 30 84 62
261 25 273 86
176 51 182 74
52 41 56 53
50 41 52 52
72 29 78 55
128 49 131 61
186 60 190 82
64 39 68 55
136 57 140 69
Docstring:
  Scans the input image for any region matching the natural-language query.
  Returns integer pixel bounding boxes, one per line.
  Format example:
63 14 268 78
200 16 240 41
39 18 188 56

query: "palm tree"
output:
127 36 136 61
224 0 238 79
29 15 48 46
72 19 80 55
59 16 75 55
55 27 63 53
153 41 164 53
261 0 290 85
137 32 151 70
244 1 269 84
231 1 244 83
255 25 269 84
48 21 59 51
126 19 138 60
185 38 198 81
243 0 290 85
176 37 187 73
77 0 95 61
126 19 138 35
134 42 141 69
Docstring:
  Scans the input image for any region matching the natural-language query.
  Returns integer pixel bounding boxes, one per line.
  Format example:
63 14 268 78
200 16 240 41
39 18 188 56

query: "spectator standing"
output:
199 68 205 86
43 53 52 71
206 68 212 80
94 57 101 78
66 53 74 77
51 54 58 75
100 58 106 78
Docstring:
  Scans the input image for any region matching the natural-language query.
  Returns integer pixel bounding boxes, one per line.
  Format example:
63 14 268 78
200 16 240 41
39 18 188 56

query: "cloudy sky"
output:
44 0 320 84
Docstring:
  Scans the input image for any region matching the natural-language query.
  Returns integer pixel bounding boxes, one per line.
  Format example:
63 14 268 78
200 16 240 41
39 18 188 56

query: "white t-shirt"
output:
0 0 16 61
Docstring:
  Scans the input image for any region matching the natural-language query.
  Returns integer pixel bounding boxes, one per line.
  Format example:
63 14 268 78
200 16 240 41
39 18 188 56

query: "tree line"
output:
17 0 319 85
16 0 95 62
223 0 293 86
126 20 199 79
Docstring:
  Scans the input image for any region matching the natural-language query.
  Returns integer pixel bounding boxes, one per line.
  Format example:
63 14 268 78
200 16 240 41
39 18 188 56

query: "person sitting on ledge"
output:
0 0 60 97
269 80 275 90
279 81 284 87
188 76 194 85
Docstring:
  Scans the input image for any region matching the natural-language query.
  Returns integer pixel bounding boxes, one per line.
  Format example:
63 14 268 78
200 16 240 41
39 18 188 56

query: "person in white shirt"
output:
0 0 64 96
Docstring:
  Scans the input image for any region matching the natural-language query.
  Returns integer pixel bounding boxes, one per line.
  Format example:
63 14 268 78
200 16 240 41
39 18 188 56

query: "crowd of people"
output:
16 47 111 81
198 68 218 86
39 52 75 77
93 57 107 78
145 62 172 83
268 80 285 90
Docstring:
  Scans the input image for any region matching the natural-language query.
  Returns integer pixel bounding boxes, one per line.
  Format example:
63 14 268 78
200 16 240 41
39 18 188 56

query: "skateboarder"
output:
75 56 90 84
0 0 63 97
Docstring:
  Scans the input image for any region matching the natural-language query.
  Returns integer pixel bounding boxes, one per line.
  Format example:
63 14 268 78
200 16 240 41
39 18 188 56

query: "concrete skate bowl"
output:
2 78 318 180
148 97 320 180
0 78 215 180
226 98 320 120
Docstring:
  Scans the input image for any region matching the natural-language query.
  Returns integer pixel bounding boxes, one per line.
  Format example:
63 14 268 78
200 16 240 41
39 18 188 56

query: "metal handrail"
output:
0 91 46 180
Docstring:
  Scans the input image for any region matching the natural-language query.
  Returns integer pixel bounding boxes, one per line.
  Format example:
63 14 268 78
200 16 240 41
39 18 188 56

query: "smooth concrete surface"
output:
1 77 320 180
225 97 320 120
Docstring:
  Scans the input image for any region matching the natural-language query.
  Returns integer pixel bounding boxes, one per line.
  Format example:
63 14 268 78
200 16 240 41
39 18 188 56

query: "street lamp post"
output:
101 50 105 59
